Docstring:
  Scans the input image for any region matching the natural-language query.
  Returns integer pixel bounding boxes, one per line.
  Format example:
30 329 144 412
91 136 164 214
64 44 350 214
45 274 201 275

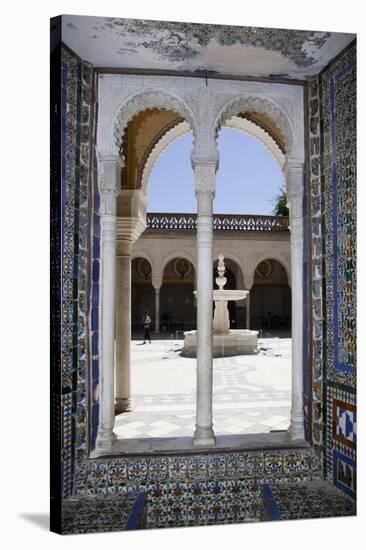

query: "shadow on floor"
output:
19 513 49 531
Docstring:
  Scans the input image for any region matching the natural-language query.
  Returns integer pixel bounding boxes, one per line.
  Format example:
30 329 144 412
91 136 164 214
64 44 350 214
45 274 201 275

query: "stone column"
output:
115 241 132 413
152 276 163 334
115 193 147 415
95 152 123 452
246 294 251 329
244 275 254 330
192 154 218 447
286 159 305 441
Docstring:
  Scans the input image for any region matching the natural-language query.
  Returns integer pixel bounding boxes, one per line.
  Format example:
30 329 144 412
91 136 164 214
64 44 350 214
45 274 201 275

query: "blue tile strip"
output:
125 493 146 530
262 484 282 521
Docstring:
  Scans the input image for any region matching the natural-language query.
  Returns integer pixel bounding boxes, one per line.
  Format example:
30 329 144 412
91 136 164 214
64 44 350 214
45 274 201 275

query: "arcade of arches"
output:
131 256 291 333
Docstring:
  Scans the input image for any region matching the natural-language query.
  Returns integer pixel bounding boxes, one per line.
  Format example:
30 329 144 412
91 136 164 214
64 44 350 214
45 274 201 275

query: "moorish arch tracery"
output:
213 94 294 157
139 114 285 195
112 88 199 155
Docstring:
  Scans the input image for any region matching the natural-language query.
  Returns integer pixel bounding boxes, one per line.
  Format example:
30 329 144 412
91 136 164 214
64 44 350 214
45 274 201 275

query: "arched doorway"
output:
160 258 196 333
251 259 291 332
131 257 154 334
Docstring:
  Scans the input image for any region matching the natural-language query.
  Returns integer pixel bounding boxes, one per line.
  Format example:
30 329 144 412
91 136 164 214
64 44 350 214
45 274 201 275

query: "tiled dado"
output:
73 449 321 495
71 450 320 529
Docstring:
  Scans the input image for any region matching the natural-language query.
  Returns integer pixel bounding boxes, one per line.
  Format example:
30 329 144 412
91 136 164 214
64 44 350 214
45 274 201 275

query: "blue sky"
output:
147 128 284 215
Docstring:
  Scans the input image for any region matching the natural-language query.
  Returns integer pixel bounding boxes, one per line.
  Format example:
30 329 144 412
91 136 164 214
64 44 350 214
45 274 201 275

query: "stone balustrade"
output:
146 213 289 232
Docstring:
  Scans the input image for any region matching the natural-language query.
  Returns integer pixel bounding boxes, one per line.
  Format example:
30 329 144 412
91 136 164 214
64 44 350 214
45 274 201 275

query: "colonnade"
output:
94 82 305 452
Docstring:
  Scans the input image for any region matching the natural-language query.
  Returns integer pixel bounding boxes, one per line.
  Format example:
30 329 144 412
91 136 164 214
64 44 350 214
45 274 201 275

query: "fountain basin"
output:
181 329 259 358
212 289 248 301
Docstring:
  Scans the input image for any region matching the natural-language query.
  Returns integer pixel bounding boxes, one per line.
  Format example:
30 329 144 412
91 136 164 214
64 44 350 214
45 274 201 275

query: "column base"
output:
115 398 133 414
288 418 305 442
95 428 117 452
193 425 216 447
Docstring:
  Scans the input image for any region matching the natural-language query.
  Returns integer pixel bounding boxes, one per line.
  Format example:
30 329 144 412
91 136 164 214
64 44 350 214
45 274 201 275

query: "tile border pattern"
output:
319 41 356 499
61 45 93 494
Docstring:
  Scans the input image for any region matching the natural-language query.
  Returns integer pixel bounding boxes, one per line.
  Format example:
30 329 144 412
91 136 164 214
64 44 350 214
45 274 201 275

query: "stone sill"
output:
90 431 310 459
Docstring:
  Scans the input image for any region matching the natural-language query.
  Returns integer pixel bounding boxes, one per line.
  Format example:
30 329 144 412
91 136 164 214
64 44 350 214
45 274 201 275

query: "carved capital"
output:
191 152 219 171
193 162 217 199
119 189 148 219
151 275 163 290
98 151 124 216
117 217 146 243
285 159 304 199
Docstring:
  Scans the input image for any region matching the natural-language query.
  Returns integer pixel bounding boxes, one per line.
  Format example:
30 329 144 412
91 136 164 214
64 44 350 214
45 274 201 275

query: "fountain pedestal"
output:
182 255 258 357
182 329 259 357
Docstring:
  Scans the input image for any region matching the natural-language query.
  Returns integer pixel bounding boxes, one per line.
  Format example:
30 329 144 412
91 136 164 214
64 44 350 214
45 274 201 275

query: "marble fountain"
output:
182 255 259 357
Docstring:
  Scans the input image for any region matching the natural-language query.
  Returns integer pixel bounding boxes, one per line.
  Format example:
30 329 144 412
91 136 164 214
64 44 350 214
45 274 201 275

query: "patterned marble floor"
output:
115 336 291 439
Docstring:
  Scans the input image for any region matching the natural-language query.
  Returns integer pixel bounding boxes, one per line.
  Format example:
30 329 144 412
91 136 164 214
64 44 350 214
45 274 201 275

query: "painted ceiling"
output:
62 15 355 80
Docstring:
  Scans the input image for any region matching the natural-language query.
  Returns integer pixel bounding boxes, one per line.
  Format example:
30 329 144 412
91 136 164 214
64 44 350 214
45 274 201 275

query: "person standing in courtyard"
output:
142 311 152 344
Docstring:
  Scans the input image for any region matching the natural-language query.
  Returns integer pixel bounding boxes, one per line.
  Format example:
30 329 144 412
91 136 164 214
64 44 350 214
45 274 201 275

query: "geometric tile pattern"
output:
62 478 356 534
263 481 356 521
60 45 93 493
62 493 147 534
70 448 321 530
307 74 324 450
333 399 356 450
321 41 357 384
332 451 356 500
318 40 357 499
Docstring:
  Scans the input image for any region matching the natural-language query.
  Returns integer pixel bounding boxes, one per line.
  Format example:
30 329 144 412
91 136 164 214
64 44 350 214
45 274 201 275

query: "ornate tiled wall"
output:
307 41 356 499
72 449 321 528
61 45 93 495
307 75 323 450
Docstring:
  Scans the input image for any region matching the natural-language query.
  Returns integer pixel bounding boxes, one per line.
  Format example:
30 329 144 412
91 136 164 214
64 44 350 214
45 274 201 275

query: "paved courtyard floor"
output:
115 335 291 440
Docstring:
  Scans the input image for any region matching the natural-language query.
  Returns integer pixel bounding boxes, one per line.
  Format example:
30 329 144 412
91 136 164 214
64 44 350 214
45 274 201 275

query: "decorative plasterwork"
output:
97 74 304 195
113 89 198 152
214 95 293 155
250 252 291 284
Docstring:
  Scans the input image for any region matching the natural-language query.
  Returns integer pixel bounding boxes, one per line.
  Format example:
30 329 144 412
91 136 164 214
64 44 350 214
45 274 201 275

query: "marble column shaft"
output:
95 153 122 451
287 160 305 441
246 293 251 330
154 288 161 334
115 240 133 413
192 158 218 446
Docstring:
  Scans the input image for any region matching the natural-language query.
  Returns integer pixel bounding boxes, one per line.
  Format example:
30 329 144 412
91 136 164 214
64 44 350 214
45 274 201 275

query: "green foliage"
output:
272 187 289 216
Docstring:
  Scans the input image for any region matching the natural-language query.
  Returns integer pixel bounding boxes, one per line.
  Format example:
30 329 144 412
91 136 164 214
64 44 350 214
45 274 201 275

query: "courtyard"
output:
115 334 291 441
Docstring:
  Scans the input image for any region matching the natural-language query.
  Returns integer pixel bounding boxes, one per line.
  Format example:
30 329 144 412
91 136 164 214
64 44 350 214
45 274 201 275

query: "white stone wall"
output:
132 233 291 289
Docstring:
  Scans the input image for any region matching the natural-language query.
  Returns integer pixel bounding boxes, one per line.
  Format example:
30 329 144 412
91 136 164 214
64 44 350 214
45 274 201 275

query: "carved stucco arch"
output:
213 95 294 157
160 251 197 279
140 115 285 195
112 89 198 154
131 251 155 273
249 253 291 286
141 120 191 193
